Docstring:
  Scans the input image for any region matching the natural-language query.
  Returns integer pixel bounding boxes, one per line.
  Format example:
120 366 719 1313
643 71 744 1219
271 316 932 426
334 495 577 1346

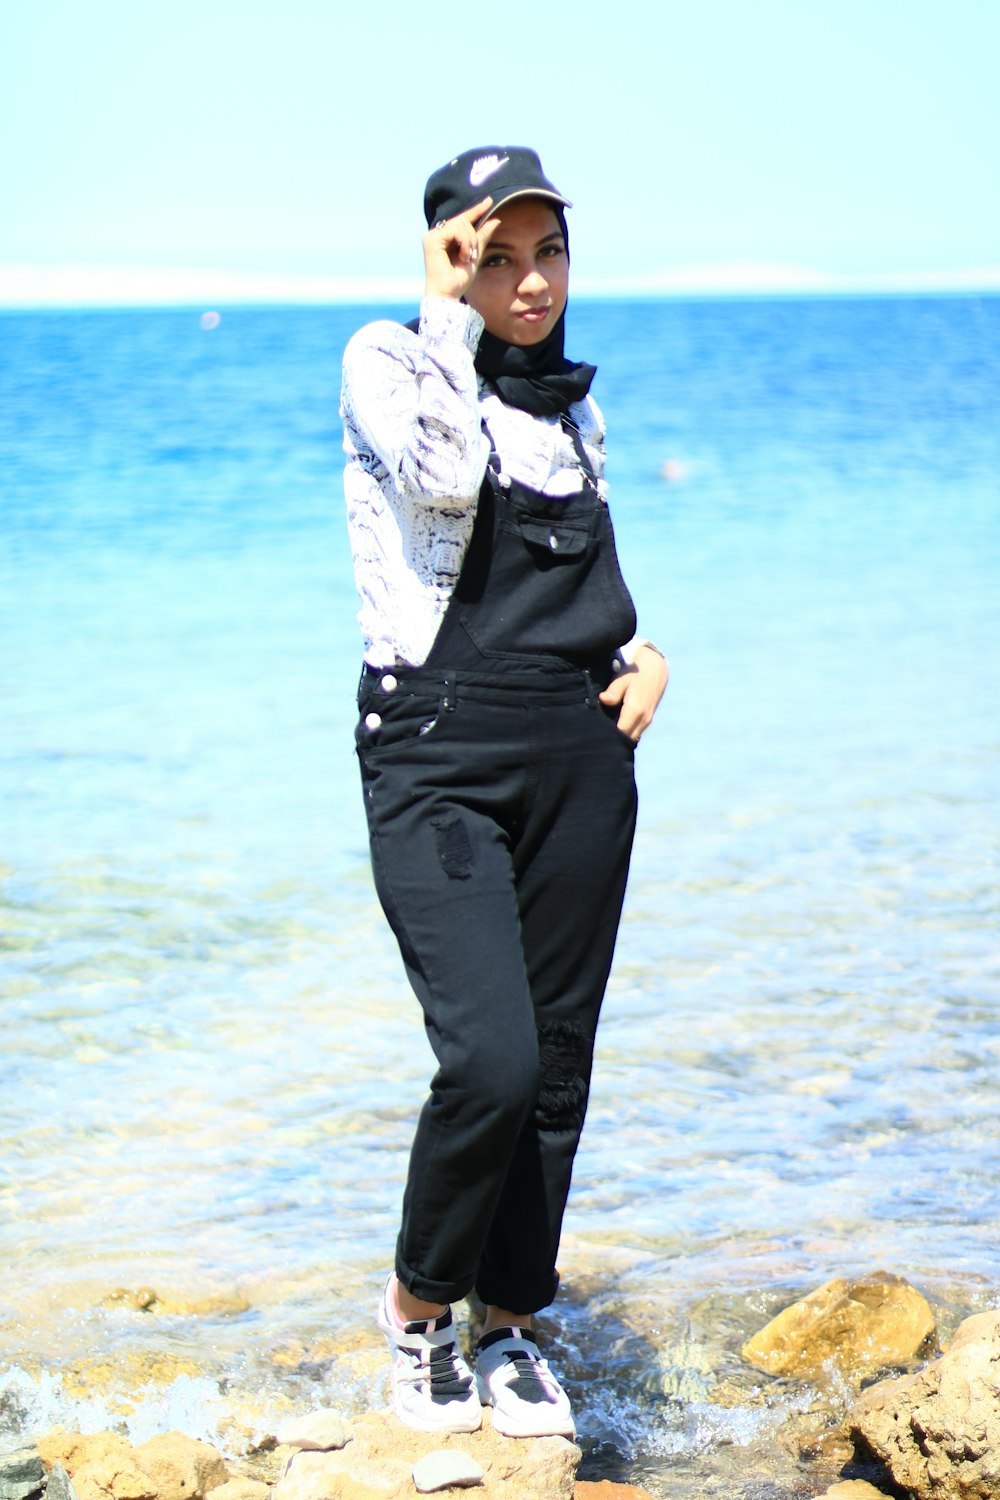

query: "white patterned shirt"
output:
341 295 637 669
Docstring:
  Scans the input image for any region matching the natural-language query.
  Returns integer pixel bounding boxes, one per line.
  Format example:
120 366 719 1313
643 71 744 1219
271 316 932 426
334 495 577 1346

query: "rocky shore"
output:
3 1271 1000 1499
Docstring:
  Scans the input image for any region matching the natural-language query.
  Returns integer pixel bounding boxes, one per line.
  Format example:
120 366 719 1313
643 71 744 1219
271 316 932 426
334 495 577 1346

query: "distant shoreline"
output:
2 263 999 310
2 288 999 315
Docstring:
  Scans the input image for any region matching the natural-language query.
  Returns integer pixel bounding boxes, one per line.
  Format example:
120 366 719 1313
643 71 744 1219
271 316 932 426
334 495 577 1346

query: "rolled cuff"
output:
393 1250 561 1315
475 1266 560 1317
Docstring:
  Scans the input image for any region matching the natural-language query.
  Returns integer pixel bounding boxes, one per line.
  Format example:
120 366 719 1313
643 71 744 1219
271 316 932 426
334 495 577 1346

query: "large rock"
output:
36 1433 231 1500
0 1452 45 1500
42 1434 157 1500
132 1436 231 1500
848 1310 1000 1500
271 1410 579 1500
742 1272 935 1381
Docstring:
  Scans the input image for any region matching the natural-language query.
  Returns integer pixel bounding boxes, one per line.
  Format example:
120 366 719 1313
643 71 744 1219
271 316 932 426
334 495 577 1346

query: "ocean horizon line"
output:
2 260 1000 310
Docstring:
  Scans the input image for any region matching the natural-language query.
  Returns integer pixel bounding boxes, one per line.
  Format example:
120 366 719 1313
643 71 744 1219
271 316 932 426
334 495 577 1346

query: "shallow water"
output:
2 296 999 1495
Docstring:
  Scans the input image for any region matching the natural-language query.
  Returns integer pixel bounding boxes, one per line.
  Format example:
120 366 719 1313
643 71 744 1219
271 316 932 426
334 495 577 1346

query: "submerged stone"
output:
102 1288 159 1312
60 1351 205 1398
100 1288 250 1318
742 1271 935 1381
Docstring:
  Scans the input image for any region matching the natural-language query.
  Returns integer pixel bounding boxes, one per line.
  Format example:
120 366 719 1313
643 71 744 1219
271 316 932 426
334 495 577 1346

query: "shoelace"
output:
500 1348 558 1405
398 1339 474 1398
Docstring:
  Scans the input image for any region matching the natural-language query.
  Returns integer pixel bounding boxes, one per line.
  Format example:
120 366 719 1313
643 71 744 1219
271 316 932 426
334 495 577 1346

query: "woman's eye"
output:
482 254 507 269
540 244 565 259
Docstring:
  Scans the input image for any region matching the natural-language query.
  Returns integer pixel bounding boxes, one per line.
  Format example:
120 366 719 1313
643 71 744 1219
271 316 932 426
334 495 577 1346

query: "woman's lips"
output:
517 306 551 322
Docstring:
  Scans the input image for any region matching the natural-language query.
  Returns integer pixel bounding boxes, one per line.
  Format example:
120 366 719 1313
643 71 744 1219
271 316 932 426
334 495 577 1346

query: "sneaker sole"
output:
476 1377 575 1440
390 1380 483 1433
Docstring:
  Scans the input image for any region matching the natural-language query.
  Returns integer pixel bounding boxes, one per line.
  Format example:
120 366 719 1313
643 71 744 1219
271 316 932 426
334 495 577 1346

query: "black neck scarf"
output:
404 310 597 418
473 315 596 417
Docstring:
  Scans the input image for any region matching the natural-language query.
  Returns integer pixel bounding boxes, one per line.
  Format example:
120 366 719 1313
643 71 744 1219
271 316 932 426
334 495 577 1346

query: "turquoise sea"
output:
2 295 999 1496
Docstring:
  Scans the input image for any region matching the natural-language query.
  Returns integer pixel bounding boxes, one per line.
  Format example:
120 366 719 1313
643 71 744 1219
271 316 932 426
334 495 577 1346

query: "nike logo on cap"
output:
469 154 509 188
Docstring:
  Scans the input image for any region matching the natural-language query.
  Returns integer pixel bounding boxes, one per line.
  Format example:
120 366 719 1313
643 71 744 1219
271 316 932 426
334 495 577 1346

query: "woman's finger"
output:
463 195 494 226
422 197 496 297
475 216 502 254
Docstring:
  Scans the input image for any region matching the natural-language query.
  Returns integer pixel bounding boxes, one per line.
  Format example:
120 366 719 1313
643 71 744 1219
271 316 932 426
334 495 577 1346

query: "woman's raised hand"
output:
423 197 501 302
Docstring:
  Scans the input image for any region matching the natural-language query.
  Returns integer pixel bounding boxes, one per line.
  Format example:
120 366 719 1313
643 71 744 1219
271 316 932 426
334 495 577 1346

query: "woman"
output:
340 146 668 1439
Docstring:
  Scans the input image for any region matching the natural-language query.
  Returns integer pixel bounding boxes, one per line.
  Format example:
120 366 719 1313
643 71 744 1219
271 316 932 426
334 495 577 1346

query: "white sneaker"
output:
474 1326 576 1438
376 1279 482 1433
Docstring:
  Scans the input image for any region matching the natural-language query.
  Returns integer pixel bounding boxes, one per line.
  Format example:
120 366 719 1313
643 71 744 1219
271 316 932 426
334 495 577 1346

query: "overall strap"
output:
560 414 599 493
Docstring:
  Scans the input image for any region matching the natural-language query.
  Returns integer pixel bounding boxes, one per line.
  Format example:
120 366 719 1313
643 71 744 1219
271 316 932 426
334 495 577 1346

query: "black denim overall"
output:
356 420 639 1314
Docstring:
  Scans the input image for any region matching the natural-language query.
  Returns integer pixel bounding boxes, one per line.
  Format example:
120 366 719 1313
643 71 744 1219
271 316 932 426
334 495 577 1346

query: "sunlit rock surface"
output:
411 1448 484 1492
37 1433 157 1500
203 1481 268 1500
131 1436 232 1500
573 1484 655 1498
271 1411 579 1500
2 1265 986 1500
36 1435 234 1500
818 1483 892 1499
273 1412 350 1453
742 1272 936 1382
849 1310 1000 1500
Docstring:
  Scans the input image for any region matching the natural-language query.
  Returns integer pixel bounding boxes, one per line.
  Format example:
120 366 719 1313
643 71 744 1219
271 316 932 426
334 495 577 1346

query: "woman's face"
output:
465 198 569 347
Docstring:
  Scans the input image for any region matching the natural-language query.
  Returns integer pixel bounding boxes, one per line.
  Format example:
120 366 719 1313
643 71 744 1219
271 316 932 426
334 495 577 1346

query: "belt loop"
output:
583 667 598 708
442 670 457 712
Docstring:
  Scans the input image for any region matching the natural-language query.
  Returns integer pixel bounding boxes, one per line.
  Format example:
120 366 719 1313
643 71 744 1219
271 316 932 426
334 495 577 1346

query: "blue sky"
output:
1 0 997 303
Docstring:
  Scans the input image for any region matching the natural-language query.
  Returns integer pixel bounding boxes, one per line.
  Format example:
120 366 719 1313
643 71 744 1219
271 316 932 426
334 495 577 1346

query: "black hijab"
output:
409 209 596 417
473 209 595 417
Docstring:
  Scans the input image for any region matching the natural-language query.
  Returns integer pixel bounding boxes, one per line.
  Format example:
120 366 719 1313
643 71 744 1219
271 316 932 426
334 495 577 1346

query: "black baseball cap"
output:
423 147 571 228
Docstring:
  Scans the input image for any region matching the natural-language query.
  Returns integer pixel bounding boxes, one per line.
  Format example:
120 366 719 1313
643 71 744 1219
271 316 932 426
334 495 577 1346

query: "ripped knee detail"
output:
430 812 476 881
534 1019 591 1132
